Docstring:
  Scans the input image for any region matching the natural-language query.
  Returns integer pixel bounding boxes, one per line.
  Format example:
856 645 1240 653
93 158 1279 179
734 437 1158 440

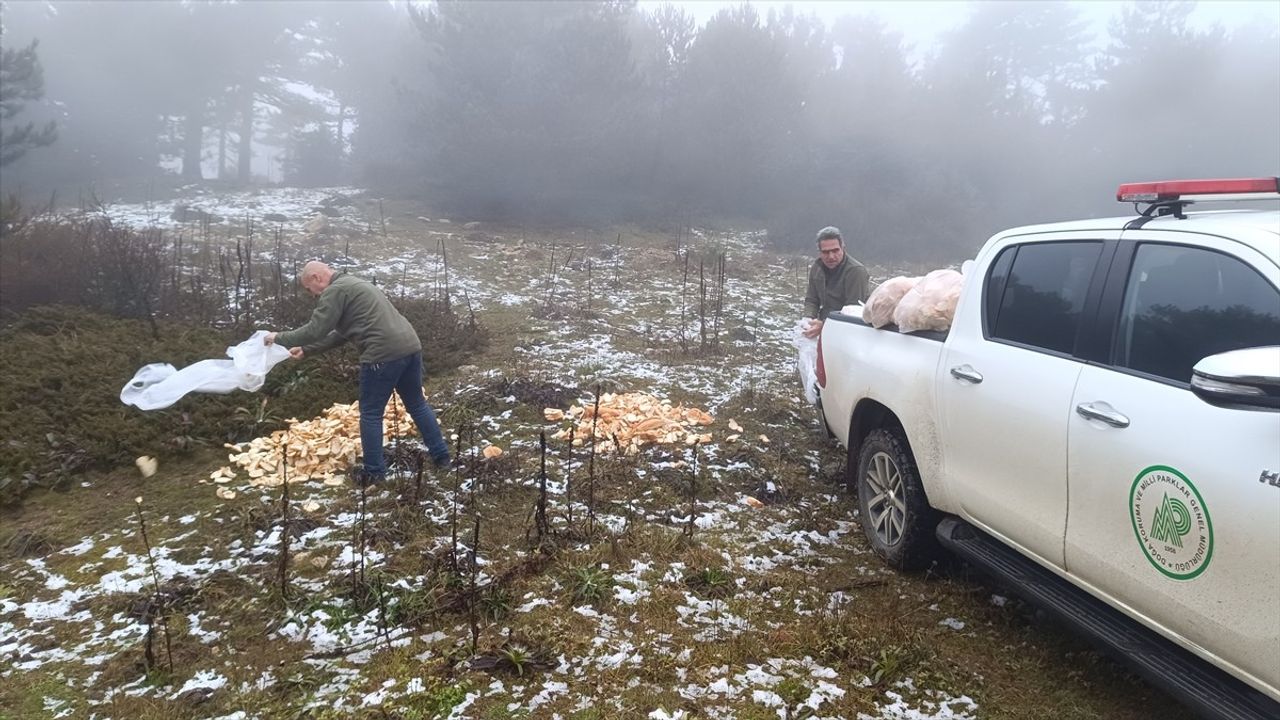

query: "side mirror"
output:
1190 346 1280 411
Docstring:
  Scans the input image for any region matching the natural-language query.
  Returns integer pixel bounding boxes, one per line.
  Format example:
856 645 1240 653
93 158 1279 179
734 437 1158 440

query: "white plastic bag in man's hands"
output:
230 330 291 378
121 331 291 411
792 319 820 405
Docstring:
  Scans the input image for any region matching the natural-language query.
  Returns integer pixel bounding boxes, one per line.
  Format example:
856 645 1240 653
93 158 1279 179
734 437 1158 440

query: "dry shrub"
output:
393 296 488 376
0 207 487 505
0 300 485 506
0 219 97 313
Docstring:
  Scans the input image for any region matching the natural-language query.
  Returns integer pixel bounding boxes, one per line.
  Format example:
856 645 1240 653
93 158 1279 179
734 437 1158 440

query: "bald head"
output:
301 261 335 296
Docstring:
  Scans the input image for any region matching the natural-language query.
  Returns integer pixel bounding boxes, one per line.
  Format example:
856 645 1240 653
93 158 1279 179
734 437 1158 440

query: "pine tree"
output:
0 39 57 166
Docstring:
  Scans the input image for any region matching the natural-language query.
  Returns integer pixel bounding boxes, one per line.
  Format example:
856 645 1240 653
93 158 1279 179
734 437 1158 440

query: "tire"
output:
849 427 940 571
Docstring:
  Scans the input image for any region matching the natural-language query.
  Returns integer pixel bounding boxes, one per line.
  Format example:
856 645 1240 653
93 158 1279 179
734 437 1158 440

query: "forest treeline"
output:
2 1 1276 259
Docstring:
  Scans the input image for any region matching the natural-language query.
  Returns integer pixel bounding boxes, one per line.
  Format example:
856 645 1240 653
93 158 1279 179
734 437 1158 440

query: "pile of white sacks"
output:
861 266 967 333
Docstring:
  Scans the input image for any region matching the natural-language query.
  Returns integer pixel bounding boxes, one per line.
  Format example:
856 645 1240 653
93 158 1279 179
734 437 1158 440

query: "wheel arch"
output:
848 398 905 458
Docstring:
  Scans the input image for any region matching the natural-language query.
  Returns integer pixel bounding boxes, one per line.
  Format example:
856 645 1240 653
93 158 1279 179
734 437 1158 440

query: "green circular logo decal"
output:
1129 465 1213 580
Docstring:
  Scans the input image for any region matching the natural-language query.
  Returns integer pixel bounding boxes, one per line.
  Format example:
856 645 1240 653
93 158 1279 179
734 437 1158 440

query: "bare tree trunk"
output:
237 87 254 185
218 124 228 180
648 82 669 187
336 103 346 164
181 109 204 181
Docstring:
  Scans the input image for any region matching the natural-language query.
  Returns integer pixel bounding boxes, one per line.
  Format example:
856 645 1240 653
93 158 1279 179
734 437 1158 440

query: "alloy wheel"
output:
864 450 906 546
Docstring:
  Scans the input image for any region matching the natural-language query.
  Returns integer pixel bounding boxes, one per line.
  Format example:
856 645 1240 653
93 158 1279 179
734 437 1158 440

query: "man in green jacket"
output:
265 261 450 483
802 226 870 339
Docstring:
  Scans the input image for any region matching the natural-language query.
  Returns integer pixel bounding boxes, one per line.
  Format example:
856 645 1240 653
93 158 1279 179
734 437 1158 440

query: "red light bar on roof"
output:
1117 177 1280 202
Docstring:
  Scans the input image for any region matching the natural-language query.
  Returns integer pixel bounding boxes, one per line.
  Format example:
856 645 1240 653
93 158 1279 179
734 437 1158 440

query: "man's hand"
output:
288 347 305 360
263 332 278 346
802 319 823 339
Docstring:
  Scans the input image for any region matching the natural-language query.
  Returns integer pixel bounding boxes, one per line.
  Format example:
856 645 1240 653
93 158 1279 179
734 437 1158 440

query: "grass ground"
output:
0 189 1192 720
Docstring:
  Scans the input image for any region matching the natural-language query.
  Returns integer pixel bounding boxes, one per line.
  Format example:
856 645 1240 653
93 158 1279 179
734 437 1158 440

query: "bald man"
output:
265 261 451 484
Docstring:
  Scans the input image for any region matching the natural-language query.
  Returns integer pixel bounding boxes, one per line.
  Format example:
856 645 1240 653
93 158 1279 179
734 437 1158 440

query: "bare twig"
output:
277 429 291 600
699 256 707 351
587 385 601 537
680 251 690 353
564 425 576 530
133 498 173 674
469 512 481 655
613 232 622 288
535 431 549 544
357 476 368 587
450 429 462 572
714 251 725 349
686 442 700 539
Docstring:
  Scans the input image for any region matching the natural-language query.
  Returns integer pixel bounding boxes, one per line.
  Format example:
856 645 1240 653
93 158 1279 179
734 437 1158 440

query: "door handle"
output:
1076 402 1130 429
949 365 983 384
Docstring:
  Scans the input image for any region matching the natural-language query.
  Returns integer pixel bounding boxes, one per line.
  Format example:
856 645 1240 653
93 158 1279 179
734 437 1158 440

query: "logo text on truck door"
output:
1130 465 1214 580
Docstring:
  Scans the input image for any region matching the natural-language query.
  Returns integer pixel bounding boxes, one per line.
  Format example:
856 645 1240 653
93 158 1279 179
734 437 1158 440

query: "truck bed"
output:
819 306 951 513
827 308 949 343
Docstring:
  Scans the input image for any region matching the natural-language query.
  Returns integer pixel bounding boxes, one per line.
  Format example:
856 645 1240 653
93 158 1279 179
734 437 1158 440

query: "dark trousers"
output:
358 351 449 477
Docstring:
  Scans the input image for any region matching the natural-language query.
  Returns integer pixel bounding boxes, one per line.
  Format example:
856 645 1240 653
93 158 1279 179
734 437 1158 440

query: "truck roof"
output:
995 206 1280 260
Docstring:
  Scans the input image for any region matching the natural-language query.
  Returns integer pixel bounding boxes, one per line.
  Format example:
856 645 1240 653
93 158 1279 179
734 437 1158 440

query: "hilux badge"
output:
1130 466 1214 580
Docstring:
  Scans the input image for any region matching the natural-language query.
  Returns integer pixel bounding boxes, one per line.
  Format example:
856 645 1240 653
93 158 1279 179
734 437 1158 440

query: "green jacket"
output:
804 255 870 319
277 273 421 363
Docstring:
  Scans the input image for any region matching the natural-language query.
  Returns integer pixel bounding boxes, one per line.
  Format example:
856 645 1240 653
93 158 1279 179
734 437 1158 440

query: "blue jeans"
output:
358 351 450 477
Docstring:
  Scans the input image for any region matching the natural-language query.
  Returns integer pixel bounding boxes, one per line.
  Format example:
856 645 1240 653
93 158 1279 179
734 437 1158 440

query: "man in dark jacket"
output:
803 226 870 338
265 261 450 483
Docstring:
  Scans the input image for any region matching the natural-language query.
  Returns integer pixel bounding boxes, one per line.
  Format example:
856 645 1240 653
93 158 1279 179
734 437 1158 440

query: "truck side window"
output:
1114 244 1280 384
991 241 1102 355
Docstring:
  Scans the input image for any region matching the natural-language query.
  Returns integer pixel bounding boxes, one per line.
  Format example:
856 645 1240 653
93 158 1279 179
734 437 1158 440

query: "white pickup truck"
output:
816 178 1280 719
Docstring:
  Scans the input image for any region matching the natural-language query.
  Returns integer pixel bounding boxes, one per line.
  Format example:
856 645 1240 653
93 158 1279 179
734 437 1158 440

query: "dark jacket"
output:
277 273 421 363
804 255 870 319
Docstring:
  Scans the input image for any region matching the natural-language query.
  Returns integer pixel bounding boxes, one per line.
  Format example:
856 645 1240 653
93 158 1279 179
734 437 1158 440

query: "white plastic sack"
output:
121 330 291 411
893 269 964 334
792 319 820 405
864 276 921 328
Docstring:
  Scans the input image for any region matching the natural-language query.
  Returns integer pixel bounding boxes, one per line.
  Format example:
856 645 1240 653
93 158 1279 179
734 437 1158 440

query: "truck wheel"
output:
851 427 939 571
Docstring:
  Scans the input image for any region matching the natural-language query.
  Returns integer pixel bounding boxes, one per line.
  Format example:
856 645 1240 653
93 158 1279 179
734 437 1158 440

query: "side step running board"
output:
936 517 1280 720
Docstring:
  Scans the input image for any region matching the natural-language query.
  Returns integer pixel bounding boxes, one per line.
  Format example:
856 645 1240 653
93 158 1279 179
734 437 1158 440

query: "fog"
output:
2 0 1277 260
